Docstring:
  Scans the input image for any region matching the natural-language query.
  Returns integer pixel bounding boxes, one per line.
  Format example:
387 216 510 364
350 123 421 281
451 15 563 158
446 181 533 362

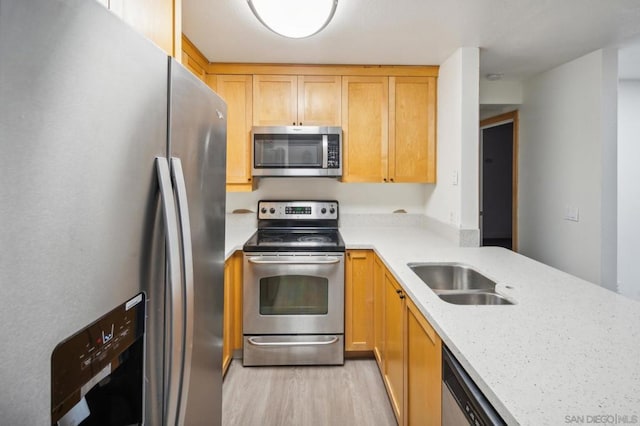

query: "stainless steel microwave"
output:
251 126 342 177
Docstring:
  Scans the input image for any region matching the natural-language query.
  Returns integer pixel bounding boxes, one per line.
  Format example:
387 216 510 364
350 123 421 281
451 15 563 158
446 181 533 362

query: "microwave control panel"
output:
327 137 340 169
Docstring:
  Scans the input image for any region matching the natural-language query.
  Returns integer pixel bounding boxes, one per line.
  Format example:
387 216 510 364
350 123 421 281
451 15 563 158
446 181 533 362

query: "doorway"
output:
480 111 518 251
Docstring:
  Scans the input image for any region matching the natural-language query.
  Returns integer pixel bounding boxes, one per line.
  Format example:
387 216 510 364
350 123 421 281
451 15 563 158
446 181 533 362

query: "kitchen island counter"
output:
340 225 640 425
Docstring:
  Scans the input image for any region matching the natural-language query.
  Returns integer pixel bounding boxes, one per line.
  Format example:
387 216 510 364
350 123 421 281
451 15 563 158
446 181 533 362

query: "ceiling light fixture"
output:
247 0 338 39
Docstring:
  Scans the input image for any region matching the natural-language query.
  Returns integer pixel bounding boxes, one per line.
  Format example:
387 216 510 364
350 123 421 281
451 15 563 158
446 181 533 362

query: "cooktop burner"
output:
243 229 345 252
243 200 345 253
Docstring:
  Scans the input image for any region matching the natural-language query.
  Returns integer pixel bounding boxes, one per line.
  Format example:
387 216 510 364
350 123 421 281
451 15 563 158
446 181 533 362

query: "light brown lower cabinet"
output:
369 251 442 426
373 254 385 366
345 250 374 351
383 268 405 424
223 251 243 375
406 298 442 426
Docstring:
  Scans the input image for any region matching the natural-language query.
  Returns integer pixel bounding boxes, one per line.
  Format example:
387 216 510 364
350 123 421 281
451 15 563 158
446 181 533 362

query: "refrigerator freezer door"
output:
0 0 168 424
168 59 227 426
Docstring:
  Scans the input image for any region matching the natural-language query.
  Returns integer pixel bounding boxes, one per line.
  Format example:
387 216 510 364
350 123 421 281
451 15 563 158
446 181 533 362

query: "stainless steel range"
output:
242 200 345 366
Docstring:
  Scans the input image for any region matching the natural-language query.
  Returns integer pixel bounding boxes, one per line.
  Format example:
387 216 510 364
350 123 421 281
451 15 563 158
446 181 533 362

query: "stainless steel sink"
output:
407 263 515 305
407 263 496 291
438 292 514 305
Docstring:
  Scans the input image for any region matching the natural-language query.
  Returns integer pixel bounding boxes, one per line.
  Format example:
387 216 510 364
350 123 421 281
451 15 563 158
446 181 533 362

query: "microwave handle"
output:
322 134 328 169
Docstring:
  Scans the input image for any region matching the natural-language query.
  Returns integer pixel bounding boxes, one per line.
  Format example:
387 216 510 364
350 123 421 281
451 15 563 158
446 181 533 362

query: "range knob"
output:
329 207 335 214
269 208 275 214
321 208 327 214
261 207 267 214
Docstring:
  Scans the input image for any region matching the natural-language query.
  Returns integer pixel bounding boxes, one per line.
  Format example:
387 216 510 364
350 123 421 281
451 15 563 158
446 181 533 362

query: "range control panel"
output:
258 200 338 220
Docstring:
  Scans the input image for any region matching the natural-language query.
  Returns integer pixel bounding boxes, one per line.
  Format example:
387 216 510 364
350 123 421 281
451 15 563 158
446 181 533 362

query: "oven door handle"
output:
247 336 340 347
247 257 341 265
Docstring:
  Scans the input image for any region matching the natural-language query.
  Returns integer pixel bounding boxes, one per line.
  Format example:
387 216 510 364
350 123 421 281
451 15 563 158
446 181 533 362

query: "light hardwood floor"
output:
222 359 397 426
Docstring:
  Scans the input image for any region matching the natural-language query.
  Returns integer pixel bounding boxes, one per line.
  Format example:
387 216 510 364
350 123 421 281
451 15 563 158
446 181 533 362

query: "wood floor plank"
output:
223 359 397 426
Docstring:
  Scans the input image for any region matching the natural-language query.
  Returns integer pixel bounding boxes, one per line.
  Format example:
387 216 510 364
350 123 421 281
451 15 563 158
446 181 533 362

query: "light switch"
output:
564 205 579 222
452 170 459 186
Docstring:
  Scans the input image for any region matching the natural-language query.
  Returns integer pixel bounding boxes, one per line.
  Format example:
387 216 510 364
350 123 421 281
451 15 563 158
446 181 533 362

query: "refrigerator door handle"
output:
170 157 195 426
156 157 184 426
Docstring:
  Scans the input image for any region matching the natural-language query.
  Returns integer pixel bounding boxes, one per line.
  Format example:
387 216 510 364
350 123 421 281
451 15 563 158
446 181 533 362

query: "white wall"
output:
519 49 618 289
617 80 640 301
479 79 523 105
479 79 523 120
425 47 480 238
226 178 428 214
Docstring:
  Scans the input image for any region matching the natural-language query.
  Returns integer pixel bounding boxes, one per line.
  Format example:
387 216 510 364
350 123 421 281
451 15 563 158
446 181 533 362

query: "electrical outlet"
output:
452 170 459 186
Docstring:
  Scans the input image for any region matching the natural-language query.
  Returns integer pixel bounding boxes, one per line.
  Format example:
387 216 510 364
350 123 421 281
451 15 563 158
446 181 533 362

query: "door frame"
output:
479 110 519 251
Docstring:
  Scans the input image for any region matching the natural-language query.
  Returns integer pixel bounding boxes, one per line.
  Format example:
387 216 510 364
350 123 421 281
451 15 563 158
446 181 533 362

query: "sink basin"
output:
407 263 496 291
438 292 514 305
407 263 515 305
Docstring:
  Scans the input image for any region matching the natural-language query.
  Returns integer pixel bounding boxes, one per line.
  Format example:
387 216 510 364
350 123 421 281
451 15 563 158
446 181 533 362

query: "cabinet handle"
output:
293 122 295 125
399 294 405 299
396 289 403 294
383 178 388 182
390 178 395 182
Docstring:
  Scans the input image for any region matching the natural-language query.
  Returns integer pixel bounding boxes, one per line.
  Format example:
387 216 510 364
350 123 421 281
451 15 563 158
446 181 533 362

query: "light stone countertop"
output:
225 220 640 425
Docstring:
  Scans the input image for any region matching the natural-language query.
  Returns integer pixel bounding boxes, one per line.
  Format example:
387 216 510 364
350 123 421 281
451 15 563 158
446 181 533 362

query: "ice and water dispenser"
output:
51 294 145 426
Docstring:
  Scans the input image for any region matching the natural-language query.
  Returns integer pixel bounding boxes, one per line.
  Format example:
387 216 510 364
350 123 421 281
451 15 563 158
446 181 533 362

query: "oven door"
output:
243 252 344 335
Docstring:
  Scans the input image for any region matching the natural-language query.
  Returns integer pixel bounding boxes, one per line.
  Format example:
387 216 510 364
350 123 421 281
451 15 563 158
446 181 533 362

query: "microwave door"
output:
287 140 322 168
256 138 288 167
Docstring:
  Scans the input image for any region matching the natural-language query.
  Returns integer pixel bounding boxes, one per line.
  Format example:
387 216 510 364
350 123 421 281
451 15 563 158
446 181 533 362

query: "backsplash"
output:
226 178 429 214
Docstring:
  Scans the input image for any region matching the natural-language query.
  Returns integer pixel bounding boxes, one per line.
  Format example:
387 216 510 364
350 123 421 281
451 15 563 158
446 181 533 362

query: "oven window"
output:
259 275 329 315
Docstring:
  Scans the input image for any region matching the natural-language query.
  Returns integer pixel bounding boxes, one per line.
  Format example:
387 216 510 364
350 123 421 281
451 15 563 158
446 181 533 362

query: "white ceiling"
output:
183 0 640 81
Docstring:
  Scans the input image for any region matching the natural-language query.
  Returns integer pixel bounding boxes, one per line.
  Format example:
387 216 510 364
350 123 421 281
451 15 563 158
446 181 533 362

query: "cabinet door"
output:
383 270 405 424
223 251 244 375
345 250 374 351
406 298 442 426
182 53 206 82
389 76 437 183
231 251 244 351
109 0 177 56
341 76 389 182
209 75 254 191
253 75 297 126
373 254 385 367
181 36 207 82
223 257 233 373
297 75 341 126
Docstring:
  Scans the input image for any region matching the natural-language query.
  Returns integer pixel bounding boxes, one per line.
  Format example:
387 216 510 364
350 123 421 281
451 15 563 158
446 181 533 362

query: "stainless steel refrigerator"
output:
0 0 226 425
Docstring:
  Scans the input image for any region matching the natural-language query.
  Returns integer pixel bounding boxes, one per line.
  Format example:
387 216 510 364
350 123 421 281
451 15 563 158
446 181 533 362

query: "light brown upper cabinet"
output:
253 75 341 126
342 76 437 183
107 0 180 57
207 75 255 192
341 76 390 182
390 77 437 183
181 36 207 82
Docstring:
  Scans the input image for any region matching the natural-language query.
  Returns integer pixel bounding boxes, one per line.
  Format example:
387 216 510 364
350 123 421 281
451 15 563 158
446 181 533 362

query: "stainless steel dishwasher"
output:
442 346 506 426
